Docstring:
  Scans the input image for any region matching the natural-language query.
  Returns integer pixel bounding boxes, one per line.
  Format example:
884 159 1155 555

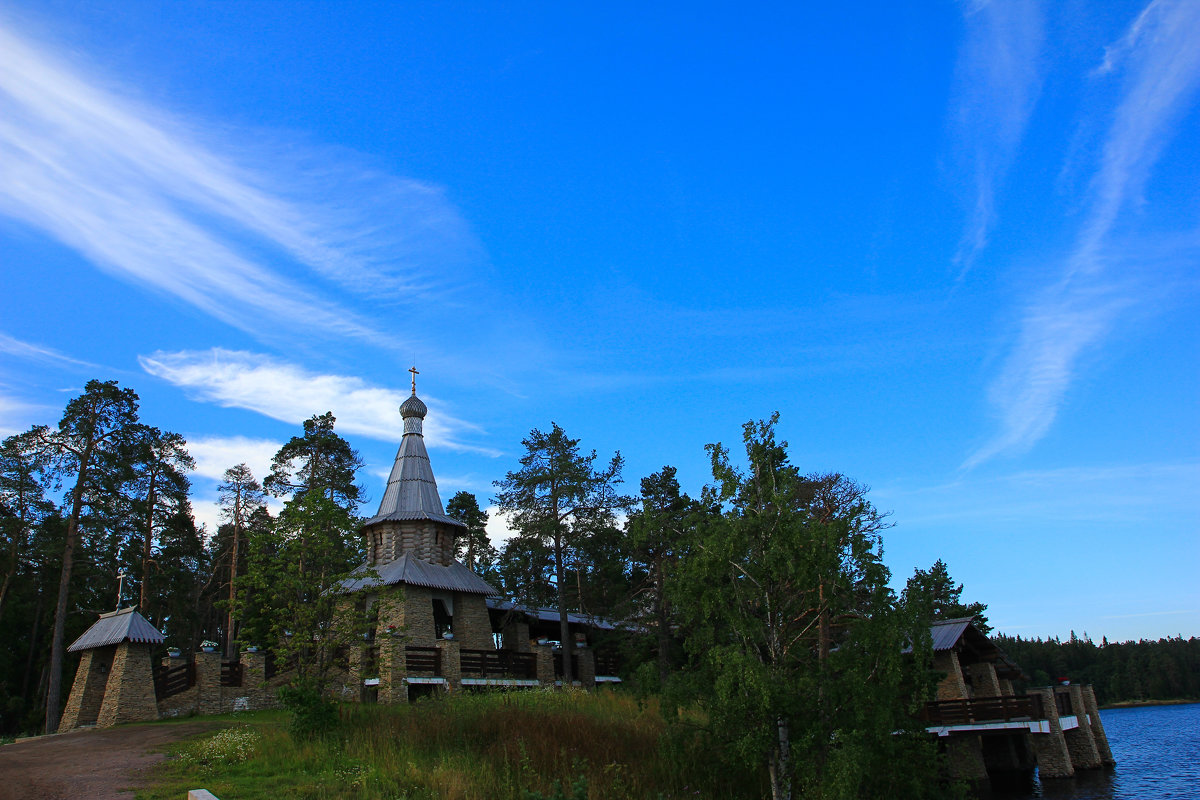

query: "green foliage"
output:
902 559 990 634
37 379 143 734
241 412 369 711
447 490 500 581
625 466 697 683
277 684 340 739
671 413 940 800
995 632 1200 705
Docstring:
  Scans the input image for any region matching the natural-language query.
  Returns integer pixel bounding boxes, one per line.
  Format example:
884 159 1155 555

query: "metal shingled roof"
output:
68 607 164 652
486 599 626 631
363 403 466 529
930 617 976 651
340 553 498 595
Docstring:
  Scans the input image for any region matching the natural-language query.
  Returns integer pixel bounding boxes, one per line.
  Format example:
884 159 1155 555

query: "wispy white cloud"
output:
951 0 1044 275
140 348 499 456
967 0 1200 467
0 390 51 437
0 331 99 369
1100 609 1198 621
185 434 281 484
879 459 1200 527
0 16 481 347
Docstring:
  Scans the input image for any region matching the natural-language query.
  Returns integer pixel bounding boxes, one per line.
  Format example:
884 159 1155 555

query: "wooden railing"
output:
220 660 243 688
552 651 580 679
594 651 620 676
921 695 1038 725
154 661 195 700
404 646 441 676
460 648 537 679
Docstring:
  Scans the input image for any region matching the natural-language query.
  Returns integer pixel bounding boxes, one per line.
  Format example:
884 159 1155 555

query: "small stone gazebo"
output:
60 607 163 729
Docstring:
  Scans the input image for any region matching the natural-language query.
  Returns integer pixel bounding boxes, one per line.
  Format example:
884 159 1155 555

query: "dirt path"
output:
0 722 220 800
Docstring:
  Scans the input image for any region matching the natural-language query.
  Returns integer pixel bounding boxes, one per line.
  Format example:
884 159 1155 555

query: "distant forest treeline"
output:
995 632 1200 706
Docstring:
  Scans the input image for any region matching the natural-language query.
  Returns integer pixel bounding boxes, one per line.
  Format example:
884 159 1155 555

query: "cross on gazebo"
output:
408 365 419 395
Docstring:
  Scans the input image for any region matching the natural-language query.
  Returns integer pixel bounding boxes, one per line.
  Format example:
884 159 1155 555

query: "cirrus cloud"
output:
139 348 499 456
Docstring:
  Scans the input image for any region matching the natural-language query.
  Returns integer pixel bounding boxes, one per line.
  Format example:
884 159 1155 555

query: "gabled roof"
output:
931 617 977 651
340 552 498 595
930 616 1025 679
486 599 632 632
68 607 164 652
363 392 465 529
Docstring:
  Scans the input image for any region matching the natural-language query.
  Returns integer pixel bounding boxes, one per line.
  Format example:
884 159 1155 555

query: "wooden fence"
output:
153 661 195 700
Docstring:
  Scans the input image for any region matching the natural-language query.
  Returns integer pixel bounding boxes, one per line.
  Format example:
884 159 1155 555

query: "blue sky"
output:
1 1 1196 643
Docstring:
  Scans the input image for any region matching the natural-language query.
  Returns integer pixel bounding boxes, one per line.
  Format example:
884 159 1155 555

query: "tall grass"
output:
138 689 763 800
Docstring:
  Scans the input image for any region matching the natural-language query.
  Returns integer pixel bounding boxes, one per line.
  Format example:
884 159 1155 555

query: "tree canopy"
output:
671 413 939 800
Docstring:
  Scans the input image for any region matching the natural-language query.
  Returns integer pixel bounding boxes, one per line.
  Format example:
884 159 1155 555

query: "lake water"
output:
991 702 1200 800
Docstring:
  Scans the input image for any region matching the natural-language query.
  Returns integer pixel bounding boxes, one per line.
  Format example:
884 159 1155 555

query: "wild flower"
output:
179 725 260 769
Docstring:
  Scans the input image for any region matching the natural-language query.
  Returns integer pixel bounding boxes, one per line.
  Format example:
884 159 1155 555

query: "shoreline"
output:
1101 698 1198 709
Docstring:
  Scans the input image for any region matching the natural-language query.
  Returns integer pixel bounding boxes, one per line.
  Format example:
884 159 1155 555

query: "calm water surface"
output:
990 702 1200 800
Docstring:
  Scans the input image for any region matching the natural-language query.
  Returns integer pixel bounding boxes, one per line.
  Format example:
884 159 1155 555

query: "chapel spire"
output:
363 371 463 547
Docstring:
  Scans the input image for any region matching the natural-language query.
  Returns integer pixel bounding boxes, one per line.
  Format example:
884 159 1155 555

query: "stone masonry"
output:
966 661 1001 697
96 642 158 727
502 620 531 653
1082 685 1115 765
934 649 969 700
1062 685 1101 770
59 648 113 729
454 593 493 651
1025 687 1074 778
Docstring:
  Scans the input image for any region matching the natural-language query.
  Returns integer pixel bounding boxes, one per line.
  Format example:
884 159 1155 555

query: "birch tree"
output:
672 414 939 800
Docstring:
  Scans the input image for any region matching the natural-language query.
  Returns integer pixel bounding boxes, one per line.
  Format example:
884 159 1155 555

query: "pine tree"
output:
494 423 624 683
35 380 140 734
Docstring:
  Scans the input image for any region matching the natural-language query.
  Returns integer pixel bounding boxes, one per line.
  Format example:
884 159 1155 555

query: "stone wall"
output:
1062 685 1101 770
403 585 436 643
966 661 1001 698
1082 685 1115 766
454 593 494 651
576 647 595 689
934 650 969 700
97 643 158 727
158 650 284 719
1025 687 1074 778
59 648 113 729
502 620 531 652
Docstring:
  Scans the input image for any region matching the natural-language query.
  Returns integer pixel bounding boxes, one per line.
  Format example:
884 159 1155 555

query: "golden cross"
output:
408 365 419 395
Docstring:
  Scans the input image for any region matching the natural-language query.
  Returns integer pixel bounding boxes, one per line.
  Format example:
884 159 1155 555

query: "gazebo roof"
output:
68 607 164 652
340 552 498 595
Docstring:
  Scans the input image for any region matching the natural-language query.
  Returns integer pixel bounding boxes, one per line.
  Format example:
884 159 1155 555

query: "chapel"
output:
341 369 498 654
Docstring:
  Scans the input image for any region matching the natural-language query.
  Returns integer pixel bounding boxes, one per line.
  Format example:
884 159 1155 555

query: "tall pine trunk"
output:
45 438 94 733
555 528 573 685
139 472 157 612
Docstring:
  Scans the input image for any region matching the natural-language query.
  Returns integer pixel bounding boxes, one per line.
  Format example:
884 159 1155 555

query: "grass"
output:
137 688 762 800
